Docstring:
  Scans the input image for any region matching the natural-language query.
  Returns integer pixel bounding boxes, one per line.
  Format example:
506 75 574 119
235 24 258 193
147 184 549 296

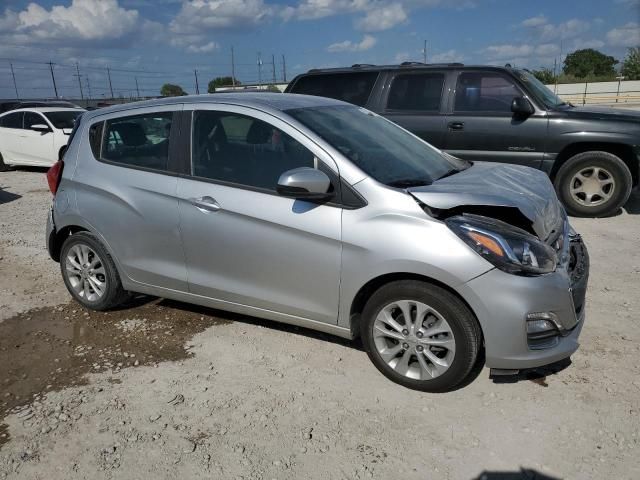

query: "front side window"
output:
0 112 24 129
24 112 47 130
454 72 520 113
387 73 445 111
192 110 315 191
101 112 173 170
289 72 378 107
44 110 82 129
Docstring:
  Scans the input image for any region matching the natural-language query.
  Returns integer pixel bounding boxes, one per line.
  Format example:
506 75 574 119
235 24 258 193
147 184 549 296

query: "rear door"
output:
21 111 55 165
444 70 547 167
0 112 24 164
379 70 450 149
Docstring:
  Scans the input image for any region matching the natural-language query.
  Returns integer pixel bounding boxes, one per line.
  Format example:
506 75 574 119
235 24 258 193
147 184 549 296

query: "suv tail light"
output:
47 160 64 195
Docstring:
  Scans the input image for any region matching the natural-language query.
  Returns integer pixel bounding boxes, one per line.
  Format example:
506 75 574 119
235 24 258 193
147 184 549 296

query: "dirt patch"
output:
0 297 231 448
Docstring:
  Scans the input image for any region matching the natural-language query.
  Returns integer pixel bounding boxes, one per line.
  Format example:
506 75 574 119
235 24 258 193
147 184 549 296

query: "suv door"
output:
380 70 450 149
0 111 24 164
177 105 342 324
445 70 547 167
22 111 55 165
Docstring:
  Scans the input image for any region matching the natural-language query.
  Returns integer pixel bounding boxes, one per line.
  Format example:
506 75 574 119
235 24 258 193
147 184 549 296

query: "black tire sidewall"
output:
555 151 632 217
59 232 125 311
361 281 481 393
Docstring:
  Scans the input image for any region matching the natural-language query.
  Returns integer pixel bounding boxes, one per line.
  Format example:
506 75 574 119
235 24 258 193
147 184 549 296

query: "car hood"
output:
560 105 640 122
408 162 565 240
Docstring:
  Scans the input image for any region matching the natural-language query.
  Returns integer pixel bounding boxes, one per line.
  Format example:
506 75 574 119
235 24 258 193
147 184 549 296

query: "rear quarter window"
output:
289 72 378 107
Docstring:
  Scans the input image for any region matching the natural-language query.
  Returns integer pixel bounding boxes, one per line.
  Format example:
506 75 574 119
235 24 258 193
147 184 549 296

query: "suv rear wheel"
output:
554 151 632 217
361 280 482 392
60 232 129 310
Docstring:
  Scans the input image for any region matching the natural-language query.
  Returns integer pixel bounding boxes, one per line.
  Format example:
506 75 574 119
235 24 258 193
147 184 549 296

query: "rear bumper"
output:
456 234 589 370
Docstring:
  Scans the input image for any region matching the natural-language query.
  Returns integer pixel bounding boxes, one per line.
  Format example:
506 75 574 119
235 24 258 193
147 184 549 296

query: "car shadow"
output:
0 187 21 205
472 469 560 479
490 357 572 387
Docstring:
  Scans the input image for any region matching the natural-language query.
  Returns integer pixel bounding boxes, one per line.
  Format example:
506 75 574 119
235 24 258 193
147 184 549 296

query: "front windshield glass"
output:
43 110 82 129
286 105 468 187
514 70 566 108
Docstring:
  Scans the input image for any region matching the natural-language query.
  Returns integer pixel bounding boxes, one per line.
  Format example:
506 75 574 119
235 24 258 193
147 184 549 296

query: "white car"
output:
0 107 85 170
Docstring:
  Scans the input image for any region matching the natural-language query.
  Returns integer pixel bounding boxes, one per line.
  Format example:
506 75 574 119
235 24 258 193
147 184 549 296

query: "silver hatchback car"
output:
46 93 589 392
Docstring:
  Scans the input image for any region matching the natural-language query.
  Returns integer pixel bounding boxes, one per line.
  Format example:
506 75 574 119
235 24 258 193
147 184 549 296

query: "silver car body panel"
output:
50 93 587 370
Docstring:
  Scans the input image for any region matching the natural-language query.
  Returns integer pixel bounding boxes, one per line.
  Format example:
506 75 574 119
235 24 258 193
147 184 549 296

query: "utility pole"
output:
271 54 276 84
74 62 84 100
282 54 286 83
107 67 114 98
231 46 236 88
194 69 200 94
423 40 427 63
9 63 19 99
135 77 140 98
257 52 263 87
48 61 59 98
85 75 92 100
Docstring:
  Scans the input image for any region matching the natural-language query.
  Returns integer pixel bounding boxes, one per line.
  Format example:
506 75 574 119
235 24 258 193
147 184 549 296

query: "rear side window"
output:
0 112 24 129
88 121 103 159
454 72 520 113
387 73 445 111
289 72 378 107
101 112 173 171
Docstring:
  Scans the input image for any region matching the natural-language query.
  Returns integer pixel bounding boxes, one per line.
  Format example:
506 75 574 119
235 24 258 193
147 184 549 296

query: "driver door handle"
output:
190 196 220 212
448 121 465 130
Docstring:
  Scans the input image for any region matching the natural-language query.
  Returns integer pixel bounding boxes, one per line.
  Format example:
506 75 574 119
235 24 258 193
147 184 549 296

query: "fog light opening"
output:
526 312 561 349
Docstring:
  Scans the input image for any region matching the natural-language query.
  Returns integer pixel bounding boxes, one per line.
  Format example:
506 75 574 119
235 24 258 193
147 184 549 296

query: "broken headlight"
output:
446 215 557 276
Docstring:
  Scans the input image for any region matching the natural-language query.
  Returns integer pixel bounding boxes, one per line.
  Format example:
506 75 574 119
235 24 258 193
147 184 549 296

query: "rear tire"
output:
361 280 482 393
554 151 632 217
60 232 129 311
0 152 10 172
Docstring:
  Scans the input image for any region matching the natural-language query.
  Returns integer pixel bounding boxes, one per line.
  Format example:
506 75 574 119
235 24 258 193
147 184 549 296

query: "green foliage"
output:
207 76 239 93
160 83 187 97
621 47 640 81
531 68 556 84
563 49 618 79
265 84 281 93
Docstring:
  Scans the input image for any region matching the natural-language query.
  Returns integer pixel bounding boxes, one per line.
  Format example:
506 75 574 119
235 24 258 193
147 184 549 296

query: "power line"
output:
74 62 84 100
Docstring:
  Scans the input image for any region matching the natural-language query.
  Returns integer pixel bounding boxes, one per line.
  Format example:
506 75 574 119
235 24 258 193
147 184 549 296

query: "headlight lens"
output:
446 214 557 276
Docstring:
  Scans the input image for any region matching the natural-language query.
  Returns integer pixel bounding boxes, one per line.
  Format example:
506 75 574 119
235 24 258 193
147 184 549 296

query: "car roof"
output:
0 107 85 115
81 93 348 121
296 63 518 75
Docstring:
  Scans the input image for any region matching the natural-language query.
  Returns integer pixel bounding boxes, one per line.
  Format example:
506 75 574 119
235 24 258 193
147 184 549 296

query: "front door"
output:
445 70 548 168
21 111 55 165
177 106 342 324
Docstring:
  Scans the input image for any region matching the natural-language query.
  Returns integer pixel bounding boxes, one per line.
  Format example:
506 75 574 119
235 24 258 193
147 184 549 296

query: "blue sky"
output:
0 0 638 99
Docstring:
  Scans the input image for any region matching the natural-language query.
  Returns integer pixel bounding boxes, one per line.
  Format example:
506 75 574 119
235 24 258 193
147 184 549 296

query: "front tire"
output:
60 232 129 310
554 151 632 217
361 280 482 393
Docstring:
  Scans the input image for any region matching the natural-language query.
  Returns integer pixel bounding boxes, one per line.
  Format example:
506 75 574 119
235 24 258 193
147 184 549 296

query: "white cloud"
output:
573 38 605 49
485 44 534 59
521 15 547 28
534 43 560 56
430 49 464 63
606 22 640 47
394 51 411 63
170 0 273 34
327 34 376 52
187 41 219 53
282 0 370 21
355 3 406 31
521 15 590 41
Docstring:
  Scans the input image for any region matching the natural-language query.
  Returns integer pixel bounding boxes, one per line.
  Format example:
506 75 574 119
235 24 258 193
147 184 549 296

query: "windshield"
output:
514 70 566 108
286 105 468 187
43 110 82 129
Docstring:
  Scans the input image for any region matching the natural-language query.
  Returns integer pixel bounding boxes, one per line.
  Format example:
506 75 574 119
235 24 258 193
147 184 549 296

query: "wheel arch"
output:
550 142 638 187
49 225 89 262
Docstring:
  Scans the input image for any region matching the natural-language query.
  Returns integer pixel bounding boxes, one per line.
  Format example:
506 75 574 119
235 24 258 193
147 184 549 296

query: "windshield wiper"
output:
436 168 461 180
387 178 432 188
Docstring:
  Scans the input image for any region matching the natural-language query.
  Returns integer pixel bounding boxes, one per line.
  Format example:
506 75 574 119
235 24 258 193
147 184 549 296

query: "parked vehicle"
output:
0 100 81 114
46 94 589 392
0 107 85 170
286 63 640 217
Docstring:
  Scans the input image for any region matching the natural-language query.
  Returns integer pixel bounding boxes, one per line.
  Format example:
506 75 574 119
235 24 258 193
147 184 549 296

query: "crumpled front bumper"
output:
455 232 589 370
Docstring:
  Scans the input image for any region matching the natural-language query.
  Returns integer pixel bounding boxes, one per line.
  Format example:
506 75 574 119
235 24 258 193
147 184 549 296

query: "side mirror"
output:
276 167 333 201
511 96 534 116
30 124 51 133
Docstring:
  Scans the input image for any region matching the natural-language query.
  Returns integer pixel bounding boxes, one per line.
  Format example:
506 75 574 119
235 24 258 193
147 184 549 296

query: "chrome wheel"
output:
65 244 107 302
570 166 615 207
373 300 456 380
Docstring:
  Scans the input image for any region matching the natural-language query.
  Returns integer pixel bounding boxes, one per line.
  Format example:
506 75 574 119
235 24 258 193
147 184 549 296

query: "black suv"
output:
286 63 640 217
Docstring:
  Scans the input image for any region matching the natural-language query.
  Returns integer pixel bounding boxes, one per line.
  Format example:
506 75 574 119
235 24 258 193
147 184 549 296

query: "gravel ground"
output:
1 168 639 480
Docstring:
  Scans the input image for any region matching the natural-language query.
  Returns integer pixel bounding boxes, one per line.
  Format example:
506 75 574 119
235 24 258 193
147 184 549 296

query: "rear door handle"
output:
190 196 220 212
448 121 465 130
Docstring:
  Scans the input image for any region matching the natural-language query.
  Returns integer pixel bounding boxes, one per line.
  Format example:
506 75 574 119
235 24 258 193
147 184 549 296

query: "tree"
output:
621 47 640 80
207 76 240 93
563 49 618 78
160 84 187 96
531 68 556 84
265 84 281 93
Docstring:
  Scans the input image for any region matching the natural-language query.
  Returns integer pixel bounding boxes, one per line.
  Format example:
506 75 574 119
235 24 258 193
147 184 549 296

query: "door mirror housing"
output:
277 167 333 201
511 96 534 116
30 123 51 133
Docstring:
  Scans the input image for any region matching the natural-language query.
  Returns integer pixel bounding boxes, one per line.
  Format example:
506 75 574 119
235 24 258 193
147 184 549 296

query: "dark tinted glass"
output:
102 112 173 170
454 72 520 112
24 112 47 129
387 73 445 111
44 111 82 129
89 121 104 159
192 110 314 191
289 72 378 107
0 112 23 129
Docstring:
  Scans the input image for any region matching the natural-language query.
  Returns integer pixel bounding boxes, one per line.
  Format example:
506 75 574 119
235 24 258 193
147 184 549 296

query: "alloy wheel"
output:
569 166 615 207
65 244 107 302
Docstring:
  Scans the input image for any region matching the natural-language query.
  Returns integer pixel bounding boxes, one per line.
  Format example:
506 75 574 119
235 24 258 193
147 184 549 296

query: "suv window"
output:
24 112 46 130
101 112 173 170
289 72 378 107
387 73 445 111
454 72 520 113
0 112 24 129
192 110 315 191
